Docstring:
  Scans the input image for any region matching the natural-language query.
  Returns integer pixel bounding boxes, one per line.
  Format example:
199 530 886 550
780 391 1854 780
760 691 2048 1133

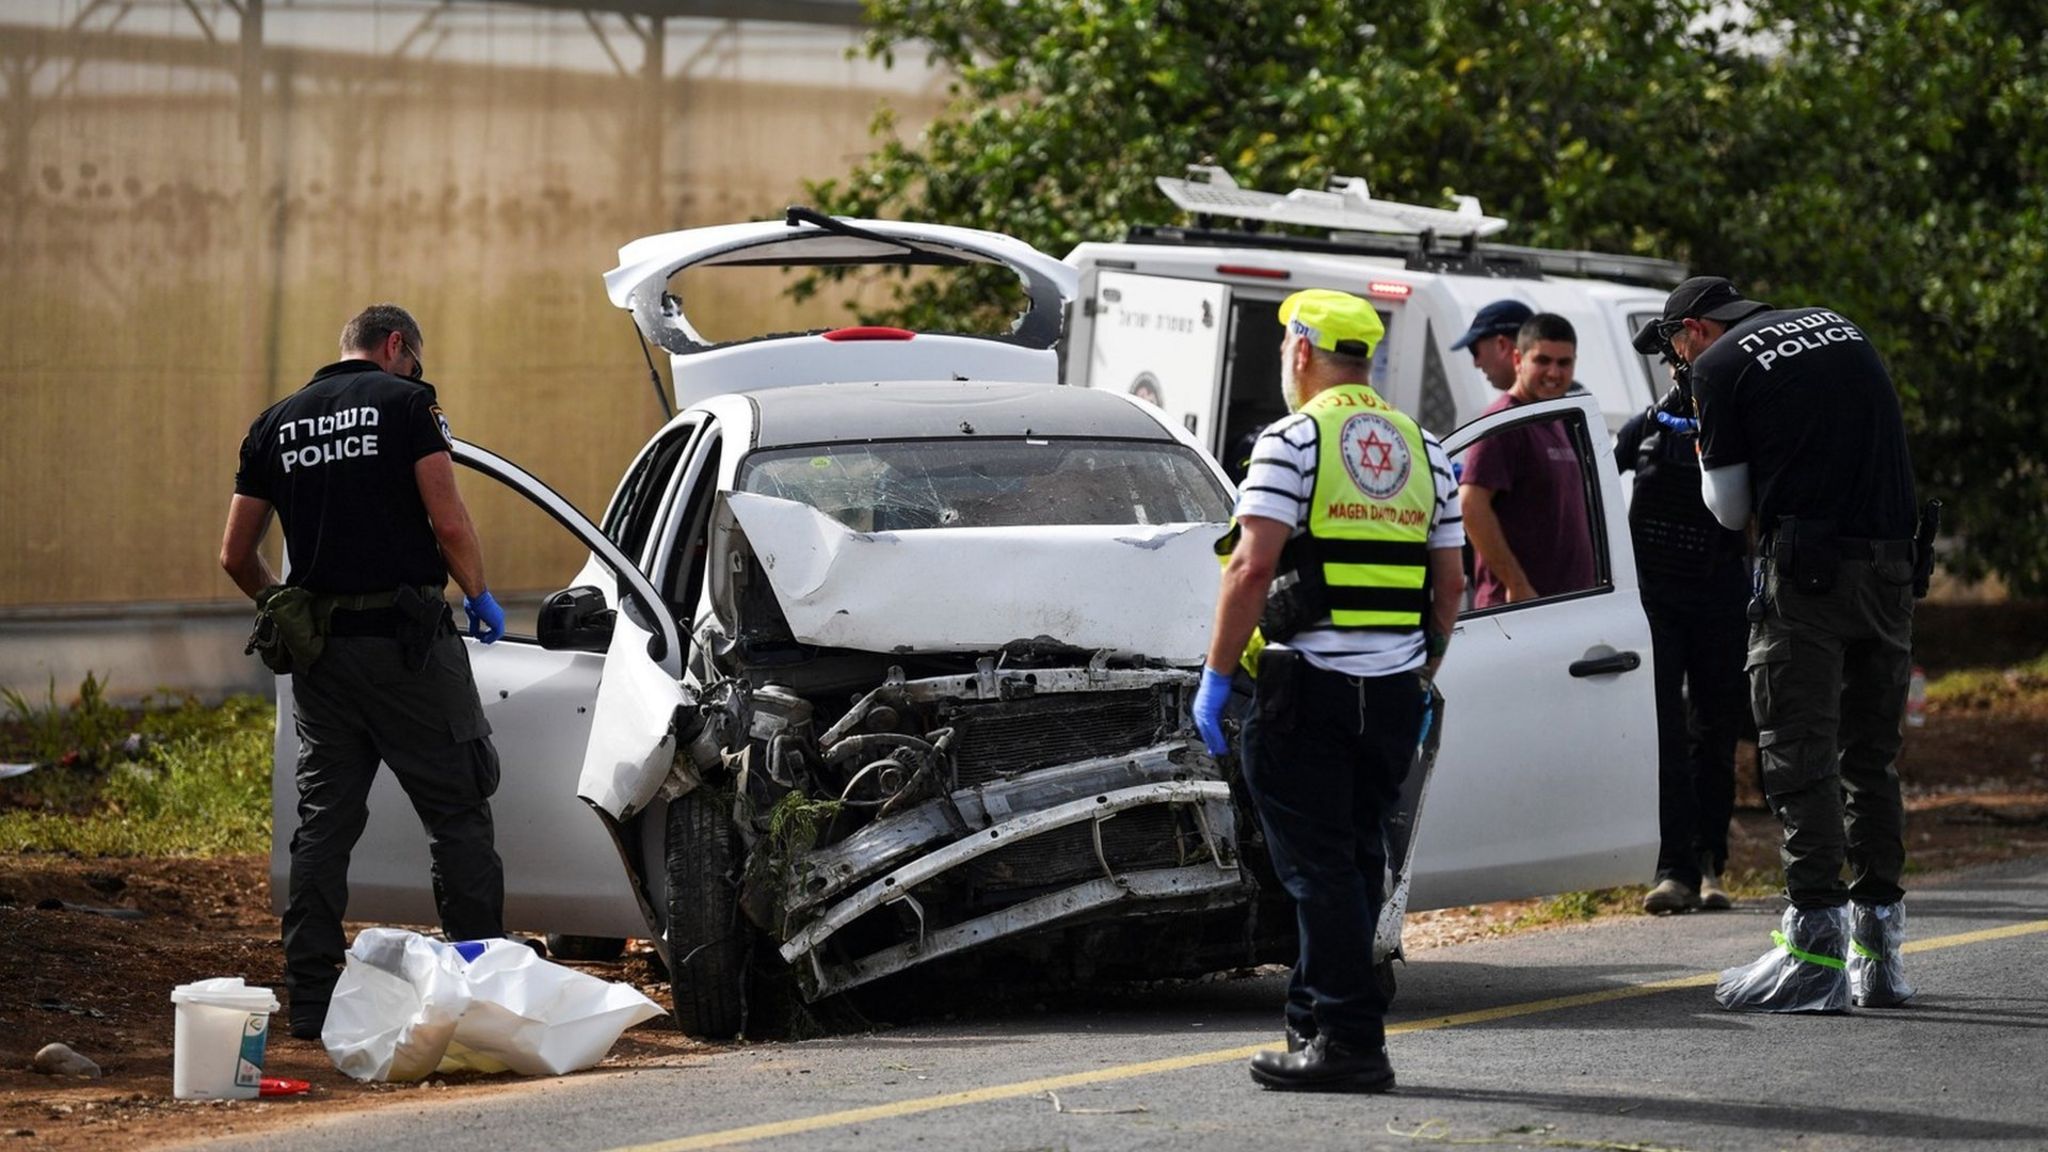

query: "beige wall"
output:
0 12 939 609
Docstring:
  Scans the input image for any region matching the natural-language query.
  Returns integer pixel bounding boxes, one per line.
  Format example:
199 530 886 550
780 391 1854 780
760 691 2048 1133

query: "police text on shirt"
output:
277 406 381 473
1735 310 1865 372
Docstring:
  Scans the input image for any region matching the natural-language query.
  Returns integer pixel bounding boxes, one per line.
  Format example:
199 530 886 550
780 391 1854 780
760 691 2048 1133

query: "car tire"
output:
664 787 747 1039
544 933 627 963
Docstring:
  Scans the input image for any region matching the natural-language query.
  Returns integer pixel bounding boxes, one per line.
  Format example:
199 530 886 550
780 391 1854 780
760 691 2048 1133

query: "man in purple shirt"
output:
1457 313 1595 607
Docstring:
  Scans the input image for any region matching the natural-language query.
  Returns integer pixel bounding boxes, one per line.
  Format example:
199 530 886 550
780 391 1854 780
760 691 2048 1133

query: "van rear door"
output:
1070 269 1230 446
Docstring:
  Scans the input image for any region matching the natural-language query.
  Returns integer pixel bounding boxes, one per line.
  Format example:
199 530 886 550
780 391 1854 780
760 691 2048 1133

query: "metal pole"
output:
239 0 266 404
643 15 665 225
238 0 271 559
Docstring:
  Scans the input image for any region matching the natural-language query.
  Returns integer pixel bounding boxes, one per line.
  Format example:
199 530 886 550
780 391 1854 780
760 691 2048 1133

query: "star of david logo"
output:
1358 429 1397 479
1340 412 1411 499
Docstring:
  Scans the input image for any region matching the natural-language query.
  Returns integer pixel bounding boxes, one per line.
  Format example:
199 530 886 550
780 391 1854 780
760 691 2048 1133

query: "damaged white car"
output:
273 211 1659 1038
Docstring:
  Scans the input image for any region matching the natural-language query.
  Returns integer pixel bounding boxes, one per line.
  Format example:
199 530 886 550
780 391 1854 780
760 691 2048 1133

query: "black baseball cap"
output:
1449 299 1534 351
1633 276 1772 354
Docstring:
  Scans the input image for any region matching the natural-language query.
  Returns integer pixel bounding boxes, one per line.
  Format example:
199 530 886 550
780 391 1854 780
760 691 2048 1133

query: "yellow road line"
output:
610 916 2048 1152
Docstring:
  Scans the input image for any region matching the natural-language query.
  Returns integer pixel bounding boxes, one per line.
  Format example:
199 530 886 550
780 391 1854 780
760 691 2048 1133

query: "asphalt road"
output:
190 859 2048 1152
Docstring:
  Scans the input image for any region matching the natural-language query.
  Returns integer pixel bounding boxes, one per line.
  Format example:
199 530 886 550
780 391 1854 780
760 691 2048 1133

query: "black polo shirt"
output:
1691 307 1915 539
234 360 452 593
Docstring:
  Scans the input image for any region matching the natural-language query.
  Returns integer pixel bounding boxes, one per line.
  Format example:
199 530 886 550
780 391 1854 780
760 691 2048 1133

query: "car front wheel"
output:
664 787 748 1039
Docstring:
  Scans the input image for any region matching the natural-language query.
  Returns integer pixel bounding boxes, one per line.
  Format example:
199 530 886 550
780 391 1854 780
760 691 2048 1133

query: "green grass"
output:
1495 867 1788 933
1497 886 1642 932
0 676 273 857
1926 650 2048 710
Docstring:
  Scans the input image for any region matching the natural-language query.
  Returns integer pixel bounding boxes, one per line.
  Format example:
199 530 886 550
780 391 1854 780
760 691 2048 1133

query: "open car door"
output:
270 440 686 941
1408 393 1658 908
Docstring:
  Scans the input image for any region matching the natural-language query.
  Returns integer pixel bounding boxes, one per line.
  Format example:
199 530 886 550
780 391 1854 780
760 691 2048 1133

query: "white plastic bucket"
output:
171 977 280 1100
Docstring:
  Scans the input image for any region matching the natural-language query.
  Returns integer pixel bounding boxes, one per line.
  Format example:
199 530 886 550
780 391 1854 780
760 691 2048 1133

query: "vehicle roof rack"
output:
1124 224 1547 280
1157 165 1509 239
1142 167 1691 288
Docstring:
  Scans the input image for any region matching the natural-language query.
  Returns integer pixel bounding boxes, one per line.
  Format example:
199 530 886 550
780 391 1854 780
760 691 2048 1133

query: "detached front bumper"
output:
777 740 1244 999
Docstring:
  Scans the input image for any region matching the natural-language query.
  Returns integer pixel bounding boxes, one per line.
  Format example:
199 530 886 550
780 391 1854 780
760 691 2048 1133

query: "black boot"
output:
288 1001 328 1040
1285 1022 1312 1053
1249 1035 1395 1093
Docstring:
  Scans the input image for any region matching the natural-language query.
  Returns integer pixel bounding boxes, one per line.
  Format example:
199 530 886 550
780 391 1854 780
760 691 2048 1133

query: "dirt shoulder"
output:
3 695 2043 1151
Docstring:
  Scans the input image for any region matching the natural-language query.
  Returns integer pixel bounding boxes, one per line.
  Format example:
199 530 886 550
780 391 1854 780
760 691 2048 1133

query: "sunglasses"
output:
1653 318 1690 343
402 340 424 380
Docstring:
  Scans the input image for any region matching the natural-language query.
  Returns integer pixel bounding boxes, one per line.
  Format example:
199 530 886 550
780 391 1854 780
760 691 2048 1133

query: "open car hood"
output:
723 491 1224 664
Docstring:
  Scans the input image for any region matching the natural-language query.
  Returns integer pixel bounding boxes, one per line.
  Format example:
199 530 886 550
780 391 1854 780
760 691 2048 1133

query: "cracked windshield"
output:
739 439 1231 531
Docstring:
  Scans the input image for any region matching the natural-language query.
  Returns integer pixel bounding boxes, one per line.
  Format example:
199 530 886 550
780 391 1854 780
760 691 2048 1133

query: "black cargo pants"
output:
1240 649 1423 1051
283 630 505 1024
1646 595 1748 887
1748 543 1915 909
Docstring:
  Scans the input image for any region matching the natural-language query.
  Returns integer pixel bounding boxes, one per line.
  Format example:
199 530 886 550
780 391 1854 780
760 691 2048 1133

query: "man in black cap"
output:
1635 276 1921 1012
220 303 510 1040
1449 299 1534 394
1615 363 1748 916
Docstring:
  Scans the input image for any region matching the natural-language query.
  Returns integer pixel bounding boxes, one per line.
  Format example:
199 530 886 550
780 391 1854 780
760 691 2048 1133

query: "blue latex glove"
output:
1192 667 1233 756
463 589 506 644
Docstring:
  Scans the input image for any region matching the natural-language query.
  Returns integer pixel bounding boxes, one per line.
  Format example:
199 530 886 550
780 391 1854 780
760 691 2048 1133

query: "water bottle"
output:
1905 665 1927 728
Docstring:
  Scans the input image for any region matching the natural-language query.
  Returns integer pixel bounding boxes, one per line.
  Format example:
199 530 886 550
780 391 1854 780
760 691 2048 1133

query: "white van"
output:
1064 167 1687 468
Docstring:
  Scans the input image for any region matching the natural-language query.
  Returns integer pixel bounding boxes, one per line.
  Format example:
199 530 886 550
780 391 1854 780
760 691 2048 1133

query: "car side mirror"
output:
537 585 616 652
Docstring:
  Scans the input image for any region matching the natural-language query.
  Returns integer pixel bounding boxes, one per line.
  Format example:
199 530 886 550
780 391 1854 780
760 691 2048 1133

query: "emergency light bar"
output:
1157 166 1509 239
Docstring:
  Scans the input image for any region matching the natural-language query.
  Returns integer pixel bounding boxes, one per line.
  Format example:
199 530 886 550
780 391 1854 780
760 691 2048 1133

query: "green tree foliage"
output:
806 0 2048 592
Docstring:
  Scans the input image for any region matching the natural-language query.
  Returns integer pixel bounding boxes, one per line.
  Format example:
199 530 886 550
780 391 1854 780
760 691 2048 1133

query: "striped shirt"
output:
1235 411 1464 677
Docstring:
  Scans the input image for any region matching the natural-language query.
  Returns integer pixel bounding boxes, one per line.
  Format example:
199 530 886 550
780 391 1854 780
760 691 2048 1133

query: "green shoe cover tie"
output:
1772 929 1847 970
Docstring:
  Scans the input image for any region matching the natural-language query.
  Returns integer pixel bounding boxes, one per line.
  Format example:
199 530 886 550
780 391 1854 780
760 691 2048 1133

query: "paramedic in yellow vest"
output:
1193 289 1465 1093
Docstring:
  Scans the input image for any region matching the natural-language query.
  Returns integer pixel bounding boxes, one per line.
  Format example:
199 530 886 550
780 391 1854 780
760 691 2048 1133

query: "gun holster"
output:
1911 499 1943 599
1770 517 1840 597
1253 646 1305 733
392 585 452 672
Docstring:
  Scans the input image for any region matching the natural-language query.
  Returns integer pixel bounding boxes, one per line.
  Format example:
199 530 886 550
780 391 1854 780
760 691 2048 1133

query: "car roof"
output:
743 381 1177 450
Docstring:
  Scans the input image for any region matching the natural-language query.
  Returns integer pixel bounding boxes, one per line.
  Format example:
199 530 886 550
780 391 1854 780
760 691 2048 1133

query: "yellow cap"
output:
1279 289 1385 358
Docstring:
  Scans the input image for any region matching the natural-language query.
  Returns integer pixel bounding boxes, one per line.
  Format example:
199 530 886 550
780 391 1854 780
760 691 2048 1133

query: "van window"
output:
1217 298 1397 481
1627 311 1674 403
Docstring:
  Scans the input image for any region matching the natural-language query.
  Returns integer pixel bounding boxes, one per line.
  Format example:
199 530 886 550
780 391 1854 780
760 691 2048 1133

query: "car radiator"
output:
940 690 1170 789
938 689 1191 898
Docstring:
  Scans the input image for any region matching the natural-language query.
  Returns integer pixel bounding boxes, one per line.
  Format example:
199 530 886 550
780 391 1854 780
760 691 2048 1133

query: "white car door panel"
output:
1407 394 1658 909
270 440 684 941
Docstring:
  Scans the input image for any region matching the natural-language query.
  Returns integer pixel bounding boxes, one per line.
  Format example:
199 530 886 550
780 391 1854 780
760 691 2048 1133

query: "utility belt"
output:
247 584 453 675
1755 504 1939 610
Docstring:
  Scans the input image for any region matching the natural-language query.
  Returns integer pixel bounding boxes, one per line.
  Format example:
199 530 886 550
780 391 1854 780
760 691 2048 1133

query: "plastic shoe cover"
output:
1847 901 1914 1008
1714 906 1851 1013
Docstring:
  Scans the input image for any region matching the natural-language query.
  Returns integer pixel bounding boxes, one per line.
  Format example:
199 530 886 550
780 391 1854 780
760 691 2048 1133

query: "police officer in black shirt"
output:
1638 276 1919 1012
219 304 509 1040
1615 378 1749 916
